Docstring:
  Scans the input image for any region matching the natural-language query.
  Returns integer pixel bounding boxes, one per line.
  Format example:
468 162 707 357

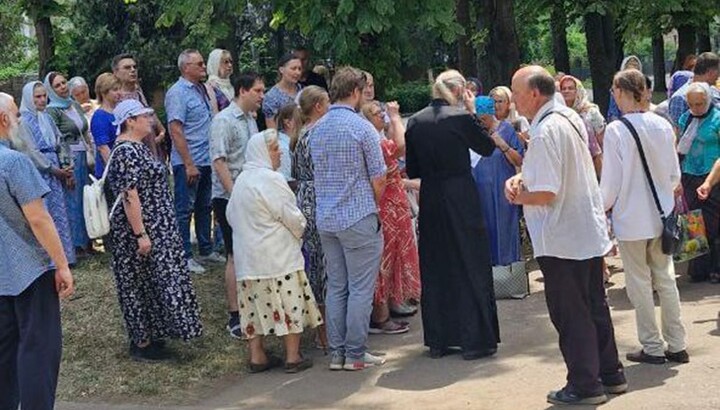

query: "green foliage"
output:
0 0 32 66
385 81 432 114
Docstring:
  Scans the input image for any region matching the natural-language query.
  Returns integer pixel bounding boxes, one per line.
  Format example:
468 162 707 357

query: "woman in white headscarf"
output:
18 81 76 265
227 129 322 374
559 75 605 177
205 48 234 113
678 82 720 283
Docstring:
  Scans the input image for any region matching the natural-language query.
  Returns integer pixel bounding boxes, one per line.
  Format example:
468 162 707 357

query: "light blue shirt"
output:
210 103 258 199
165 77 213 166
309 104 386 232
278 132 294 182
0 143 52 296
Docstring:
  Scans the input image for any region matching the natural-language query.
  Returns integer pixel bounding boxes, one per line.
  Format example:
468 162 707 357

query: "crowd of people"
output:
1 45 719 409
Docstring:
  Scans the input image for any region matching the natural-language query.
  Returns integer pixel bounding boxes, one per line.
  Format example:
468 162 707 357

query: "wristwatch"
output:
134 230 148 239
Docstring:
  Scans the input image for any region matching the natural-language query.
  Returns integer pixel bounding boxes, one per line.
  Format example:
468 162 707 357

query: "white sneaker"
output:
197 251 225 265
342 352 386 371
187 258 206 274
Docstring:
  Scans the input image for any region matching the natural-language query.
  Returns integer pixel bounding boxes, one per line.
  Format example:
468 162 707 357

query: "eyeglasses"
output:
222 59 233 65
371 111 383 117
189 61 206 67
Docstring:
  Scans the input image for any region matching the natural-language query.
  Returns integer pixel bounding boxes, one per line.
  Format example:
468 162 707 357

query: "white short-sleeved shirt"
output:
600 113 681 241
522 99 612 260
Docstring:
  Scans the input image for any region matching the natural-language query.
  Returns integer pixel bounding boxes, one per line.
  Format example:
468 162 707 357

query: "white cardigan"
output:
226 168 307 280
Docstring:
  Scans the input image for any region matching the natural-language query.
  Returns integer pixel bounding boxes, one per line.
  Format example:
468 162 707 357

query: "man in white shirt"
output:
601 69 688 365
505 66 625 406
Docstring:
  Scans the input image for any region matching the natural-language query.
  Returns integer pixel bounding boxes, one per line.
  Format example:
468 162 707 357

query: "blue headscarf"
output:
19 81 60 148
44 71 73 109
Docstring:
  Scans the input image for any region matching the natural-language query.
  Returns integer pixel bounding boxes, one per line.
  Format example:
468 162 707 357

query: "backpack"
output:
83 144 132 239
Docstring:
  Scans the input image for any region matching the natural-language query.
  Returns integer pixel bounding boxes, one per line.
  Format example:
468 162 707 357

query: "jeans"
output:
618 238 687 356
0 271 62 410
173 165 213 259
320 214 383 360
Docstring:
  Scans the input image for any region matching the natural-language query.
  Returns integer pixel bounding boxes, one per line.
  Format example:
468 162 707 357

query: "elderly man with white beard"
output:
0 92 75 410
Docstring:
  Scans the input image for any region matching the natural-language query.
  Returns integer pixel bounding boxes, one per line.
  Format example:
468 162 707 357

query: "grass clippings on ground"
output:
57 251 250 404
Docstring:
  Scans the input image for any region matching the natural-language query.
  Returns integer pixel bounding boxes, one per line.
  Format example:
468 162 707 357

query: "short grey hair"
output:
68 76 88 93
0 93 14 114
177 49 201 71
687 82 711 100
527 72 556 97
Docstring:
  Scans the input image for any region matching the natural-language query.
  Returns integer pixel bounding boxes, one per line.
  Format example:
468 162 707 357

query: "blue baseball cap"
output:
475 96 495 116
113 99 154 135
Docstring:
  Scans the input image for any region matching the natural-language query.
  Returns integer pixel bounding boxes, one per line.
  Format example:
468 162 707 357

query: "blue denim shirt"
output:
0 143 51 296
309 104 387 232
165 77 213 166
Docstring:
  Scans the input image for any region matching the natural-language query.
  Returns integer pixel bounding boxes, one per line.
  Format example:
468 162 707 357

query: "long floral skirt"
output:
238 270 323 339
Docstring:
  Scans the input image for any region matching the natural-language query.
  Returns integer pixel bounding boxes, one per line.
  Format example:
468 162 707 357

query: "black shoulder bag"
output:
618 117 681 255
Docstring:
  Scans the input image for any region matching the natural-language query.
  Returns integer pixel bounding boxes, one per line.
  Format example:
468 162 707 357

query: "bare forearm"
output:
388 116 406 157
169 122 194 166
24 202 69 270
515 190 556 206
98 145 111 164
372 176 386 206
213 158 234 194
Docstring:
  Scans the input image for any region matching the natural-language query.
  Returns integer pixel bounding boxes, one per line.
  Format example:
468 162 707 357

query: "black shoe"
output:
284 356 314 374
428 347 449 359
665 349 690 363
129 342 171 362
248 355 284 373
626 350 666 364
603 381 628 394
601 372 628 395
547 387 608 405
461 348 497 361
151 339 166 350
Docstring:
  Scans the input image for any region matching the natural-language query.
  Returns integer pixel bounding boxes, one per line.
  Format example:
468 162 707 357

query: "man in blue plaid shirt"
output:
310 66 387 371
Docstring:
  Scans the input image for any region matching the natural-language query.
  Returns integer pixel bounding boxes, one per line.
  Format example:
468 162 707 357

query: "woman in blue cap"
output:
106 99 203 362
472 93 524 280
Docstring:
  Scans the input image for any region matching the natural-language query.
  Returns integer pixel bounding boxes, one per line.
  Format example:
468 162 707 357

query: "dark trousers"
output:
536 256 624 396
0 271 62 410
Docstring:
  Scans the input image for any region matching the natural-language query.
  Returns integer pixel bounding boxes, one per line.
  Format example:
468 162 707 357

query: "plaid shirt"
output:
309 104 386 232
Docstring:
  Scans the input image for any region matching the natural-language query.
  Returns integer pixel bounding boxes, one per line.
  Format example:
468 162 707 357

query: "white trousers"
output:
618 237 687 356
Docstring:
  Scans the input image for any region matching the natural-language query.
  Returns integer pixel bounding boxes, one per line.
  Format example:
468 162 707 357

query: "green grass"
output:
57 251 251 404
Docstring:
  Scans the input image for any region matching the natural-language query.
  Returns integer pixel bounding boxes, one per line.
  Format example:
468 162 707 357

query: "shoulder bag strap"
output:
618 117 666 219
103 142 139 218
537 110 587 145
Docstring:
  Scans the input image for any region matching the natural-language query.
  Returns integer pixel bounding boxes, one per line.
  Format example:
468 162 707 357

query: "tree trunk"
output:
35 16 55 78
652 33 667 93
673 24 696 72
584 11 616 116
456 0 477 77
476 0 520 89
697 23 711 53
550 0 570 74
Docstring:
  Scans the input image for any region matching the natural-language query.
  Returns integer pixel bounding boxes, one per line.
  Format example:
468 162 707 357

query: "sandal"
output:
248 355 283 373
284 356 314 373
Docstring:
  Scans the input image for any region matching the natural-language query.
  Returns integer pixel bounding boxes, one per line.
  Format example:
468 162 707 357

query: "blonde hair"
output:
298 85 328 123
95 73 121 104
432 70 466 105
276 103 302 150
613 69 646 103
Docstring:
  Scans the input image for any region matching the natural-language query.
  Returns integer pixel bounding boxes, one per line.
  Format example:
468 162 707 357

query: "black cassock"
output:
405 99 501 353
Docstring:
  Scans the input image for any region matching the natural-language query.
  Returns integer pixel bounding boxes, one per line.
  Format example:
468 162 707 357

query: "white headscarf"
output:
677 82 713 155
620 55 643 72
207 49 234 102
19 81 58 146
243 129 278 172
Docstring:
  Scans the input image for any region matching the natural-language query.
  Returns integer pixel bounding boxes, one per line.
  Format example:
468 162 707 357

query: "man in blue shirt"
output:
166 49 225 274
0 93 75 410
310 67 387 371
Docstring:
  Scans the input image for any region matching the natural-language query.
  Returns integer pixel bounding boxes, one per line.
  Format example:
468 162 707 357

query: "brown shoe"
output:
285 357 314 373
248 355 283 373
665 350 690 363
626 350 666 365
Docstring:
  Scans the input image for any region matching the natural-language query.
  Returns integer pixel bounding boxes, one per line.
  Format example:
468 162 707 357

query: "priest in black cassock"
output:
405 69 501 360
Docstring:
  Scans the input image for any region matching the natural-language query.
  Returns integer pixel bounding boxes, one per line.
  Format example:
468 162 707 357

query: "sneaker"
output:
197 251 226 265
329 351 345 371
546 387 608 405
626 350 666 365
369 319 410 335
665 349 690 363
187 258 206 274
343 352 386 371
